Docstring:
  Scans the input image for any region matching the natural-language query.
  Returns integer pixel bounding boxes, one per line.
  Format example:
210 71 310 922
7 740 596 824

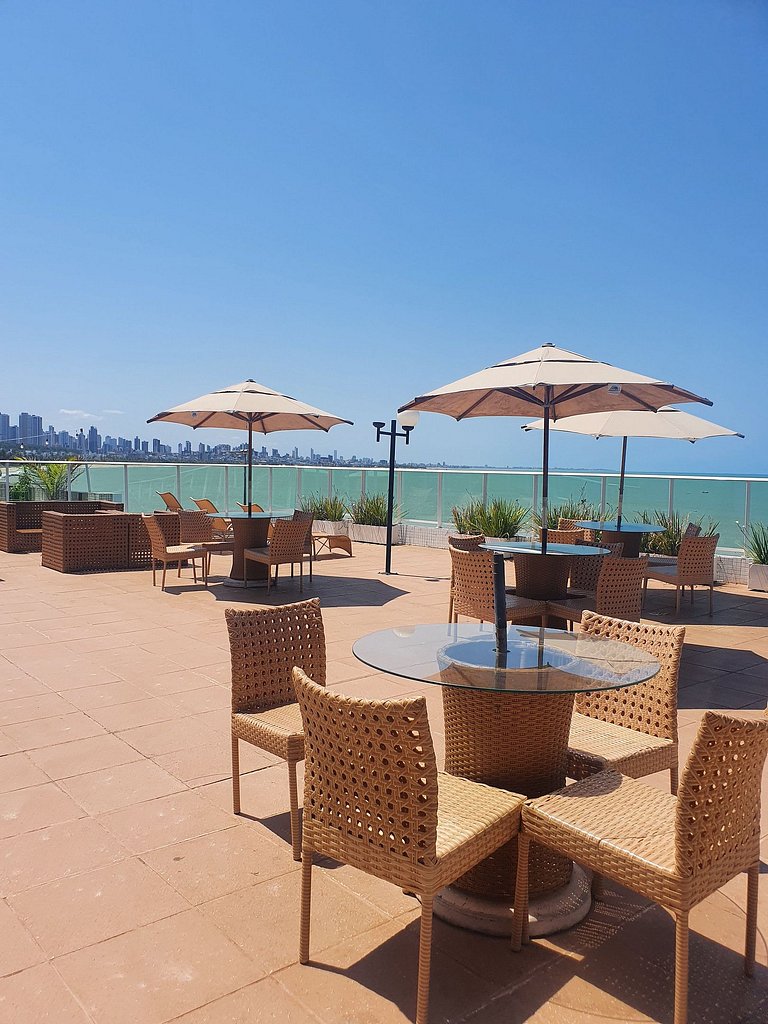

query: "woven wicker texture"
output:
293 668 523 1024
449 546 545 624
442 687 573 897
569 542 624 594
514 710 768 1024
536 527 584 545
644 534 719 614
446 535 485 621
292 510 315 578
191 497 232 538
547 556 645 625
143 514 207 590
567 611 684 789
244 516 311 593
558 517 597 544
0 500 123 553
41 511 152 573
512 551 571 601
225 599 326 861
178 509 214 542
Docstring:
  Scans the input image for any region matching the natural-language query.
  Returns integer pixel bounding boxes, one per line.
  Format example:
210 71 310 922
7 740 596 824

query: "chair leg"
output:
266 565 271 595
299 560 303 593
512 833 530 951
192 558 198 583
415 894 434 1024
161 563 167 591
709 584 714 617
448 591 454 623
745 863 759 976
674 910 689 1024
642 576 648 610
299 848 313 964
675 585 681 615
231 735 241 814
152 559 157 587
670 763 679 795
288 760 301 862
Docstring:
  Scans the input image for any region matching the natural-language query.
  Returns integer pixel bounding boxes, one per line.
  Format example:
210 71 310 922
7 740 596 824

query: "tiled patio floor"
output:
0 543 766 1023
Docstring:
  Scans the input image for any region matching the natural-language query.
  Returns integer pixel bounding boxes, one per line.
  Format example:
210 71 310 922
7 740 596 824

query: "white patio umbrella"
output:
398 344 711 551
522 406 743 528
148 380 352 515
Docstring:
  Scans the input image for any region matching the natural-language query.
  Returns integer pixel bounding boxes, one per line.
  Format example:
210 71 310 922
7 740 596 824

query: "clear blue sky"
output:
2 1 766 475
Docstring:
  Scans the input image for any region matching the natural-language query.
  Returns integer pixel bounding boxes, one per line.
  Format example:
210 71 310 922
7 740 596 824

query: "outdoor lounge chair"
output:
643 534 719 615
191 497 233 539
513 710 768 1024
293 668 524 1024
225 599 326 861
566 611 685 792
156 491 183 512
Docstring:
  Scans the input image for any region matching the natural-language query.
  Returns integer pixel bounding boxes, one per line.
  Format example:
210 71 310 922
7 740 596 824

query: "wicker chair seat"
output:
544 596 593 624
644 563 711 585
232 704 304 762
568 711 675 781
504 594 547 623
243 544 270 561
201 539 234 553
435 773 524 874
165 543 207 556
523 770 679 896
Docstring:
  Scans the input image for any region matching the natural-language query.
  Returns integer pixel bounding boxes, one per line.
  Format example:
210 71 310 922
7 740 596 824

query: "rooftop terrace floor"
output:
0 543 766 1024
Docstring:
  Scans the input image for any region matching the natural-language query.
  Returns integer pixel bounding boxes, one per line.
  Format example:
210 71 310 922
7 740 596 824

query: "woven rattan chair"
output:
191 497 233 539
644 521 703 568
567 611 685 792
449 545 545 624
569 541 624 594
446 534 485 621
225 599 326 861
143 514 208 591
292 509 315 581
535 527 584 545
178 509 233 575
293 669 524 1024
513 710 768 1024
643 534 719 615
244 516 310 593
156 491 183 512
558 517 597 544
545 556 645 628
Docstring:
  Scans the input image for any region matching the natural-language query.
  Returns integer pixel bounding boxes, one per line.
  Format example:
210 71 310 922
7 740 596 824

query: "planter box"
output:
312 520 348 536
348 523 402 545
748 563 768 592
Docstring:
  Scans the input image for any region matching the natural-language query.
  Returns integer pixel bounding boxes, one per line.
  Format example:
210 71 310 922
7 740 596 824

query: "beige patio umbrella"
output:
523 406 743 528
399 344 711 551
148 380 352 515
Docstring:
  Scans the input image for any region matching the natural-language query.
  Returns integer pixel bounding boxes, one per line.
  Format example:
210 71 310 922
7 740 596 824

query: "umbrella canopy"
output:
522 406 743 526
399 344 712 550
148 380 352 514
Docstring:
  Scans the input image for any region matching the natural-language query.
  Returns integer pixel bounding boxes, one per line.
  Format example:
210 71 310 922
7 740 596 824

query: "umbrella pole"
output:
541 386 552 555
616 435 627 530
247 419 253 518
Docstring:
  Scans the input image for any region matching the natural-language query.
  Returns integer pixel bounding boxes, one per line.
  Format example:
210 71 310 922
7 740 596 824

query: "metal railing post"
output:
296 468 302 507
268 467 273 511
744 481 751 534
532 474 539 515
668 478 675 518
328 468 333 500
481 472 488 507
224 466 230 513
123 464 129 511
361 469 366 499
396 470 403 520
436 472 443 528
600 475 607 519
66 462 72 501
175 465 181 506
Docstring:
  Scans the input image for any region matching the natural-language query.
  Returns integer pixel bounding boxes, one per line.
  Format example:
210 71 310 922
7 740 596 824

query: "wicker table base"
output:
227 518 270 584
439 687 589 937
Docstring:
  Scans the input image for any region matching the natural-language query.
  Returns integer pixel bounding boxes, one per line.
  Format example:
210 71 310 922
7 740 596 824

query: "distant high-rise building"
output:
59 430 71 449
18 412 33 445
184 440 191 454
88 426 100 452
133 436 140 451
0 413 9 441
152 438 160 454
141 441 149 453
198 442 205 455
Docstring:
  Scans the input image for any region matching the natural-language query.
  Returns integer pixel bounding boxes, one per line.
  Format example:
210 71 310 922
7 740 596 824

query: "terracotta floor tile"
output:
0 624 48 650
0 963 93 1023
10 856 189 956
64 679 149 710
25 657 123 691
0 782 84 839
0 673 49 700
97 789 235 854
59 759 186 814
200 866 390 972
55 909 264 1024
139 638 226 669
0 817 127 897
2 711 106 751
0 752 50 794
141 668 228 697
166 685 231 715
171 977 324 1023
27 732 142 780
0 730 18 756
155 740 275 788
0 692 74 727
0 900 45 977
143 822 298 903
87 696 178 731
118 716 217 757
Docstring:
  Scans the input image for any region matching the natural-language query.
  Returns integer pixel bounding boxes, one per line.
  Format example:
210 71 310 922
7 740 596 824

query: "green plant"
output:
349 493 394 527
531 496 607 530
451 498 530 539
9 466 33 500
739 522 768 564
14 458 84 500
636 510 719 556
300 492 348 521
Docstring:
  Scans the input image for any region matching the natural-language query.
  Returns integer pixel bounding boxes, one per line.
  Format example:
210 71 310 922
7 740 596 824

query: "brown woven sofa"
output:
41 509 153 573
0 500 123 553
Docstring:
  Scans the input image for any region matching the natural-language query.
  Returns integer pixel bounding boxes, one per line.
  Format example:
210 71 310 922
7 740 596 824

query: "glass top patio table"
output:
205 510 294 519
576 520 665 534
353 623 659 695
481 541 609 556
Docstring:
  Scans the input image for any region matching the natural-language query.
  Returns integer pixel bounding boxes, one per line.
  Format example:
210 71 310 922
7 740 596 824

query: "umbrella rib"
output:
455 391 496 420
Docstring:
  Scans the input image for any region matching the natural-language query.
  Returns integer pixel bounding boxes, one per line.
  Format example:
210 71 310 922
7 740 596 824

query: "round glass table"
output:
481 540 609 603
576 520 665 558
207 510 293 585
353 623 659 937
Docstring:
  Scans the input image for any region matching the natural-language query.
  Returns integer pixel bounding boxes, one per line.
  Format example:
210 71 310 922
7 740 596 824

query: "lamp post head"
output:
397 410 419 430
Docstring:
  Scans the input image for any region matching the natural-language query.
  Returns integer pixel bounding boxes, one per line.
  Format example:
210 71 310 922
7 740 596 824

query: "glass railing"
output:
0 461 758 551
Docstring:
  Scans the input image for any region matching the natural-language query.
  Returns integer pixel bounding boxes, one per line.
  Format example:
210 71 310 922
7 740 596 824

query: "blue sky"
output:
2 1 766 475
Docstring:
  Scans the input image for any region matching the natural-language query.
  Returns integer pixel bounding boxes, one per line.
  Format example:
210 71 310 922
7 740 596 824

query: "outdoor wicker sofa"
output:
0 500 123 553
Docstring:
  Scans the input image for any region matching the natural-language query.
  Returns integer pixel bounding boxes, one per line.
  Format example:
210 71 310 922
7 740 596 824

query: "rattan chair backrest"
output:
225 598 326 714
675 710 768 877
192 498 229 534
449 545 495 620
683 522 702 540
292 509 314 553
178 509 214 543
595 556 645 621
537 527 584 545
143 514 171 558
676 535 718 581
576 611 685 740
269 517 311 562
157 491 183 512
447 534 486 551
293 667 439 869
569 542 625 594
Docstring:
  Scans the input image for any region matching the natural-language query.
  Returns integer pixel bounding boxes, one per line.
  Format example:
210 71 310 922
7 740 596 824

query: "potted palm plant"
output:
300 493 349 538
348 493 401 545
452 498 529 541
741 523 768 592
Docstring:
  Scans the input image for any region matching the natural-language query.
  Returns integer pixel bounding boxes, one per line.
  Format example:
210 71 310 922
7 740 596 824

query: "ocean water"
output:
49 462 767 551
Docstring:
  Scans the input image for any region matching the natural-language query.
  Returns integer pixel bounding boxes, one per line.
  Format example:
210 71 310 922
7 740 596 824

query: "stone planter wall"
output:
347 523 402 545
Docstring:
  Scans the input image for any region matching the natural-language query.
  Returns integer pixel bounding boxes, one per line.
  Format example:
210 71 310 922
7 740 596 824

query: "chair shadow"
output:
206 574 408 608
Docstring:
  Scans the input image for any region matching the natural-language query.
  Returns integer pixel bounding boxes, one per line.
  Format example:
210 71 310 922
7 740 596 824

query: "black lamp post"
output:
373 411 419 574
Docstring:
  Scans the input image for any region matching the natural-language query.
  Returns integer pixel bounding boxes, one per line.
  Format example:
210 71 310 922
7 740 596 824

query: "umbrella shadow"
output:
206 574 408 609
